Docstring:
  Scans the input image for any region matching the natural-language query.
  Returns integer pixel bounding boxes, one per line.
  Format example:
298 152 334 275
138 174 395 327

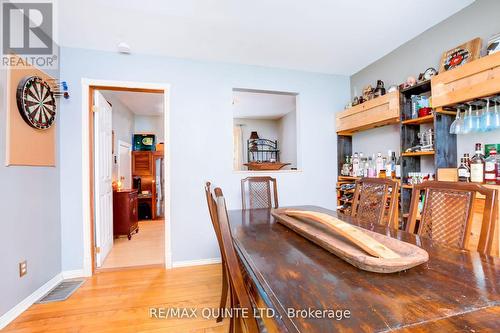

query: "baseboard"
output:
172 257 221 268
61 269 86 279
0 273 63 330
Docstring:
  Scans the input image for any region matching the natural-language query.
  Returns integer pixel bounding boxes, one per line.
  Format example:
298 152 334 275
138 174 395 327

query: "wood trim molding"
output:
81 78 172 276
172 257 222 268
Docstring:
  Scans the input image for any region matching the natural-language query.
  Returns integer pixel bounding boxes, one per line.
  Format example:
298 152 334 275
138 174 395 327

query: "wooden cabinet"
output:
132 151 153 176
113 190 139 240
132 151 164 220
336 91 400 135
431 52 500 108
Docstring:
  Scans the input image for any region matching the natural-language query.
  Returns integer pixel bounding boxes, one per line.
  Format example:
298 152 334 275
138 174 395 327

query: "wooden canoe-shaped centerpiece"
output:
271 209 429 273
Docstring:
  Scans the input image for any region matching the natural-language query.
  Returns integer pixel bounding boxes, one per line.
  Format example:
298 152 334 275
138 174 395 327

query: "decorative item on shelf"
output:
352 96 359 106
410 95 430 119
405 129 434 153
406 76 417 87
417 68 438 82
245 135 290 170
387 85 398 93
417 128 434 152
487 33 500 55
358 95 366 104
373 80 386 98
439 37 482 73
362 85 374 101
418 107 433 118
399 76 417 90
133 133 156 151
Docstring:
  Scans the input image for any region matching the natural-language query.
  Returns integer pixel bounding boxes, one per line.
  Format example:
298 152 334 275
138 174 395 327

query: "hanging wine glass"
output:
462 104 473 134
482 98 493 131
493 97 500 130
472 105 482 132
450 108 462 134
456 108 465 134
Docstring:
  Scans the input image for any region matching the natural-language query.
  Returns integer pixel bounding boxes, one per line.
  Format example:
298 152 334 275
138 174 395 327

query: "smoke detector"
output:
117 42 131 54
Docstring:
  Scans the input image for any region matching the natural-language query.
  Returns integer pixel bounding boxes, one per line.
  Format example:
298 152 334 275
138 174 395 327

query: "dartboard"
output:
16 76 56 130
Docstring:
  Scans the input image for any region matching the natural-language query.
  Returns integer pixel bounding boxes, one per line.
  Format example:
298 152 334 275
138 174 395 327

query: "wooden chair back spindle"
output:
351 178 399 228
241 176 279 210
407 181 497 254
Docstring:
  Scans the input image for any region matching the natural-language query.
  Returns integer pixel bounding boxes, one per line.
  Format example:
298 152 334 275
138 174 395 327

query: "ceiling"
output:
101 90 163 116
58 0 474 75
233 90 296 120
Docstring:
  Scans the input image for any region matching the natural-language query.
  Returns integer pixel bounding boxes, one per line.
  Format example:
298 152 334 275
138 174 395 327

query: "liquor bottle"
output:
362 157 368 177
375 152 383 177
348 155 354 177
395 154 401 179
368 156 376 178
352 152 359 177
484 149 497 185
496 152 500 185
390 151 397 179
470 143 485 183
457 158 470 182
464 153 471 169
359 152 365 177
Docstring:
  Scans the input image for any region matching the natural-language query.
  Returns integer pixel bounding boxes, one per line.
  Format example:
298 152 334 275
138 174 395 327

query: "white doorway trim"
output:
117 140 132 189
81 78 172 276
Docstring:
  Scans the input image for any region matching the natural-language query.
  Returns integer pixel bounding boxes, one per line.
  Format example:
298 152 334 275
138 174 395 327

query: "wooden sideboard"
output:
113 189 139 240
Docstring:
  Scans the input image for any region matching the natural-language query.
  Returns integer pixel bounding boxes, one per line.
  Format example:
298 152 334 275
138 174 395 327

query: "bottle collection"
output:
341 150 401 179
458 143 500 185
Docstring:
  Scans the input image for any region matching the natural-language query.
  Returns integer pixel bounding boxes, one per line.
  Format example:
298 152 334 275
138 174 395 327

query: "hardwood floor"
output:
101 220 165 270
3 265 229 333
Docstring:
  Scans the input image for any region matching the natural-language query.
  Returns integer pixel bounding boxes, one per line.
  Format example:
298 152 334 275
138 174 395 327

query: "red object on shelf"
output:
418 107 433 117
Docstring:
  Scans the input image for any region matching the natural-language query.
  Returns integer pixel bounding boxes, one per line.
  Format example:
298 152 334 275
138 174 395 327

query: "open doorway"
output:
91 87 166 271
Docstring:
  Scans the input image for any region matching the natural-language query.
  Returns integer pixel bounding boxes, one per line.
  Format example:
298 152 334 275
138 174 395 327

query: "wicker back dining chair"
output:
214 187 261 333
204 182 228 323
351 178 399 229
407 181 497 254
241 176 279 210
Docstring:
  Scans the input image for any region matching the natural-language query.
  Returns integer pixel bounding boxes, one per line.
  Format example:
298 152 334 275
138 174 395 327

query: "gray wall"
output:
350 0 500 161
59 47 349 270
0 71 61 316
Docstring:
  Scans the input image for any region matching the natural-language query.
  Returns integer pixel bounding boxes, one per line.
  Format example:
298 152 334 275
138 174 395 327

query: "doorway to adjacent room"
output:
82 80 171 275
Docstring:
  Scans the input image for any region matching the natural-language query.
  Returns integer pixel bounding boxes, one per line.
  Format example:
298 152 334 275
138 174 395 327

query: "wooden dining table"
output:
227 206 500 333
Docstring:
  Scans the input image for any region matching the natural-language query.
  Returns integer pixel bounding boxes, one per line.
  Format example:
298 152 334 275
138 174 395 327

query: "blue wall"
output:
0 71 61 316
59 47 350 270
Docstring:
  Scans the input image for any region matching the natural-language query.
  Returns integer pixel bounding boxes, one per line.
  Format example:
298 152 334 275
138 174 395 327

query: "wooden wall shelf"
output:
336 91 400 135
401 115 434 125
401 151 435 157
431 51 500 108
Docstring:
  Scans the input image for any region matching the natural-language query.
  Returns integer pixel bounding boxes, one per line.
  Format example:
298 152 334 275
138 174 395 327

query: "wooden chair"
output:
241 176 278 210
204 182 228 323
407 181 497 254
351 177 399 229
214 187 261 333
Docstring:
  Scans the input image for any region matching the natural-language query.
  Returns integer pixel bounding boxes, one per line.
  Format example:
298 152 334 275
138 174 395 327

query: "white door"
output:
118 141 132 189
94 91 113 267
